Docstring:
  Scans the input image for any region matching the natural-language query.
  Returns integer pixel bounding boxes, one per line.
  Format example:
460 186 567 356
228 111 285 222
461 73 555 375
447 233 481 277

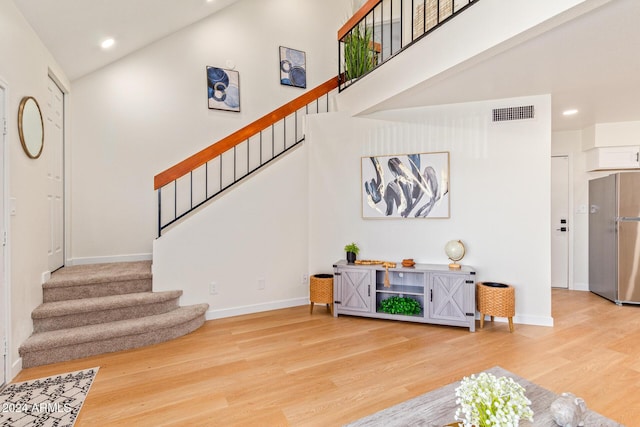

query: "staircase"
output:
19 261 208 368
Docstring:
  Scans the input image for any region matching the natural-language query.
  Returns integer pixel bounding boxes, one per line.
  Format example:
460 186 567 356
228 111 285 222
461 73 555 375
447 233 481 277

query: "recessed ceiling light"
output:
101 38 115 49
562 109 579 116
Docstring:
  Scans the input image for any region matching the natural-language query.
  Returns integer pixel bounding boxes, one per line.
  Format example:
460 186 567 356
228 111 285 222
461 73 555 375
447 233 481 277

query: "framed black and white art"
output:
361 151 450 219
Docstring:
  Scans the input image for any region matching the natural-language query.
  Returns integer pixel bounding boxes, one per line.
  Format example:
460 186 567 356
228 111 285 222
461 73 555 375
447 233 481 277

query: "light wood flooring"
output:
13 289 640 426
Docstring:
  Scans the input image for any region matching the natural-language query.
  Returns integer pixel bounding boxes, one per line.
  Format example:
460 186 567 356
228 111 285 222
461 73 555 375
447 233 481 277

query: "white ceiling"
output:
13 0 640 132
14 0 240 81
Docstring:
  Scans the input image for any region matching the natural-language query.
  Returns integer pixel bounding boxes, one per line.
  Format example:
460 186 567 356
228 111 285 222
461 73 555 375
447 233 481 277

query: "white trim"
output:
551 153 573 289
573 282 589 292
0 77 10 385
68 253 153 266
205 297 308 320
11 358 21 382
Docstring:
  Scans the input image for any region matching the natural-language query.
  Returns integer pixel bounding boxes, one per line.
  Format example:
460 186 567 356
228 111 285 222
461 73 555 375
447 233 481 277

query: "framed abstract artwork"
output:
361 151 450 219
279 46 306 88
206 66 240 112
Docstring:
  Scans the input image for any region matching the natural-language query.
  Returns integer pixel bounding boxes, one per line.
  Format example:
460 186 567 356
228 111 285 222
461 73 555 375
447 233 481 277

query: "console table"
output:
333 260 476 332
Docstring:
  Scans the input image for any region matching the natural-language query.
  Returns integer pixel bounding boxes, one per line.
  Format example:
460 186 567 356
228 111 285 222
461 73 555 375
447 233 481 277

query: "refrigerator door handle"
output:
617 217 640 222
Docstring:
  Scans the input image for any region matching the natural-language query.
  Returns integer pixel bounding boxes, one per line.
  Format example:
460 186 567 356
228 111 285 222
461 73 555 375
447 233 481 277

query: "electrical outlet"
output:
258 278 265 290
301 274 308 285
209 282 218 295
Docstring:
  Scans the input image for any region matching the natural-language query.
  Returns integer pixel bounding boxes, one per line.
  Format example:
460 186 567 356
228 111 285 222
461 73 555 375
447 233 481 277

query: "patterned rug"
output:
0 367 98 427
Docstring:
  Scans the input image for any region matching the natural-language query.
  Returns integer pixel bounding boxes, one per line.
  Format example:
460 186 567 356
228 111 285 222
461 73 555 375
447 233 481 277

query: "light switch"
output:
10 197 16 216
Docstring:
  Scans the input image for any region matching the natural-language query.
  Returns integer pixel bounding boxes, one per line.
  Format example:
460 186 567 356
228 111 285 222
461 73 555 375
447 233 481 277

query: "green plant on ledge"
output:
379 296 422 316
343 24 376 81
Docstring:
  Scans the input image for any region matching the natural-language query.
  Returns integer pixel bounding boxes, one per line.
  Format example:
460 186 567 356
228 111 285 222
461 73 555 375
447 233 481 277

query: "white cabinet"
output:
586 146 640 171
333 260 476 331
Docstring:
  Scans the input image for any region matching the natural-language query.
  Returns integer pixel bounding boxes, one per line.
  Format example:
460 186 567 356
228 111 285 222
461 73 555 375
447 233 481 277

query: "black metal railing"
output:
155 80 337 236
338 0 478 91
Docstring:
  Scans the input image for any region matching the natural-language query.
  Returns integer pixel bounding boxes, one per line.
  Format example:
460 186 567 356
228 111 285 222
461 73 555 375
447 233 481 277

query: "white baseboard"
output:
514 314 554 327
206 297 308 320
10 357 22 382
477 313 554 327
572 282 589 291
68 253 153 266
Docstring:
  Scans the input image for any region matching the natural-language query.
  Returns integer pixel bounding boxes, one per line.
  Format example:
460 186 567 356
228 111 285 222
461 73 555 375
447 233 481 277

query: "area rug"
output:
0 367 98 427
345 366 623 426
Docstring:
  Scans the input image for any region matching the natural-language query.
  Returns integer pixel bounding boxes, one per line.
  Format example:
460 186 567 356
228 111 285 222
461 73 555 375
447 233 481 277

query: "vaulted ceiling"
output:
14 0 240 81
13 0 640 132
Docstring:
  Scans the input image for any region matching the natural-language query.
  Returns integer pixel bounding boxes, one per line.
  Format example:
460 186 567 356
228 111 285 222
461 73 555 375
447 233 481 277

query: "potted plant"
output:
455 372 534 427
343 24 376 82
344 242 360 264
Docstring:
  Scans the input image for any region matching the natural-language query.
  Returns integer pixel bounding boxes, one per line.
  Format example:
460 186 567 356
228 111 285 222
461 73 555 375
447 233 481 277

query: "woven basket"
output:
310 274 333 305
477 282 515 317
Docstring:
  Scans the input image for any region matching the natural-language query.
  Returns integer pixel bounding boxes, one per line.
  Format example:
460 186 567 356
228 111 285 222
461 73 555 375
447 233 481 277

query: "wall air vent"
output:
492 105 535 122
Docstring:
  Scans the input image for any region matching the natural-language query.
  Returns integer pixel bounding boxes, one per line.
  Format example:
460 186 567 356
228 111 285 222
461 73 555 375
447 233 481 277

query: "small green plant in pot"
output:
343 24 376 82
379 296 422 316
344 242 360 264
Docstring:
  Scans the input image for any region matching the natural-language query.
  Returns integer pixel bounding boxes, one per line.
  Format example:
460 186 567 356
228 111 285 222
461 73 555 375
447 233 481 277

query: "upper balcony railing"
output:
338 0 478 91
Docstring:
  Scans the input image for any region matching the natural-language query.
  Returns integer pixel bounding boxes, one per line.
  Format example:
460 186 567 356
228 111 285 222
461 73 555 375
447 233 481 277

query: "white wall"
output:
153 141 310 317
0 0 70 377
308 95 553 325
70 0 351 263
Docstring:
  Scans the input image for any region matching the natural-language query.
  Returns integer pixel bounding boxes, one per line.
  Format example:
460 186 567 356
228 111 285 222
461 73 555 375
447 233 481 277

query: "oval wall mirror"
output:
18 96 44 159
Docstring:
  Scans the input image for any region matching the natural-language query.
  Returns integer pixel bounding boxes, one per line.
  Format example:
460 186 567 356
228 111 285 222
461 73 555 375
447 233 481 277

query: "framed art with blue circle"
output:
206 66 240 112
279 46 306 89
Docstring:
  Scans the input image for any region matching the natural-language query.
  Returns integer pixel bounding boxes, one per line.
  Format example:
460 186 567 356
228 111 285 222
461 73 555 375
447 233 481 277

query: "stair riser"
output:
33 298 181 333
22 315 205 368
43 279 152 302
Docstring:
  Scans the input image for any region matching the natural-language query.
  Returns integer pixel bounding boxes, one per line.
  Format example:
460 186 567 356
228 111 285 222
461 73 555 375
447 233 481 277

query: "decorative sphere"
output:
445 240 465 262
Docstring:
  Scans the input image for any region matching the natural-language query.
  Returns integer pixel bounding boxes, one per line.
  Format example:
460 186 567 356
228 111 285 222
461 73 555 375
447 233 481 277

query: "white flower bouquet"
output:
454 372 534 427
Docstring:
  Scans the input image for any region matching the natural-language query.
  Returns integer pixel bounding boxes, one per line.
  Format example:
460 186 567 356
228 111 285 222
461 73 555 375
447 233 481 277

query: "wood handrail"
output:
154 76 339 190
338 0 380 41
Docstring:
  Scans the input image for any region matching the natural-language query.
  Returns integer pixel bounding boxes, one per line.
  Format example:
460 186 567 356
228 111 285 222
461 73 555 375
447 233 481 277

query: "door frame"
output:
551 154 574 289
47 72 70 269
46 76 66 271
0 77 10 386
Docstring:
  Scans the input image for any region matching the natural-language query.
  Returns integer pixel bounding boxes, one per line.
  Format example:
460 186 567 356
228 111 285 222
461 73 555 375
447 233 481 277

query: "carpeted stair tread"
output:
32 290 182 319
20 304 209 352
45 260 151 287
43 261 153 302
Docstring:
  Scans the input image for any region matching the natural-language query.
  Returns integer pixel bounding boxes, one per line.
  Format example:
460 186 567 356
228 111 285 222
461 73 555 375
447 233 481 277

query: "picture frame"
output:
361 151 450 219
206 66 240 112
279 46 307 88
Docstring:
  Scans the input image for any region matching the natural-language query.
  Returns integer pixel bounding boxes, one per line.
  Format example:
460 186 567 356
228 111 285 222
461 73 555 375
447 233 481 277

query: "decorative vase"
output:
346 251 356 264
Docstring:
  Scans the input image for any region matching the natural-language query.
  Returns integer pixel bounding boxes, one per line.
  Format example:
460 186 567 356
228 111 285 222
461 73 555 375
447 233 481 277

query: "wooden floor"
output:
13 289 640 426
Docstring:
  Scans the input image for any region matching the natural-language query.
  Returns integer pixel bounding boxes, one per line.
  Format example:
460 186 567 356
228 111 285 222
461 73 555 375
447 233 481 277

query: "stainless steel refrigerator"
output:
589 172 640 304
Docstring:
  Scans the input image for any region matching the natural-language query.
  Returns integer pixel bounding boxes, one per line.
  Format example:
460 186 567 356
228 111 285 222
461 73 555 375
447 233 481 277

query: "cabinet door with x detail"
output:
334 268 373 315
429 272 475 331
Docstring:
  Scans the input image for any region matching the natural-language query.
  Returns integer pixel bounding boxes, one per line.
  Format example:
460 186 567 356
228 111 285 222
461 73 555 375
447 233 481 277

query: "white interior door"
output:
551 155 570 288
0 84 6 387
46 78 64 271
